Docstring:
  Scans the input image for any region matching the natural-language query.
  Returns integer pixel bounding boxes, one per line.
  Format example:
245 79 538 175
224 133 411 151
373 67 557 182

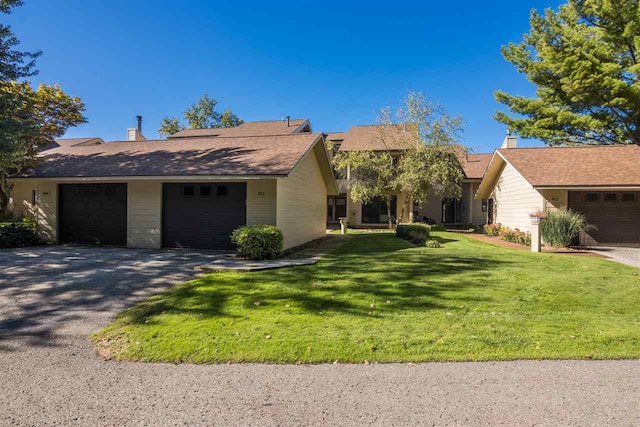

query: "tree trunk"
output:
386 197 393 229
0 174 13 218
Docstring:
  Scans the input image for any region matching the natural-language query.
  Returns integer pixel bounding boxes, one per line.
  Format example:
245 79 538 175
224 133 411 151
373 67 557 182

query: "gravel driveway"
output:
1 246 639 426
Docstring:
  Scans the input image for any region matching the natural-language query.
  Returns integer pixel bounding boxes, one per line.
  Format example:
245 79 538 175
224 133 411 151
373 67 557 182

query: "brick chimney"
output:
127 115 146 141
501 130 517 149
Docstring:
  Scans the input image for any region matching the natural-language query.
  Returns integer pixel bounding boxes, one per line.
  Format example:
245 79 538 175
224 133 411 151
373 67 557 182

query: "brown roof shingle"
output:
19 133 322 178
498 144 640 186
168 119 309 138
338 125 418 151
462 153 493 179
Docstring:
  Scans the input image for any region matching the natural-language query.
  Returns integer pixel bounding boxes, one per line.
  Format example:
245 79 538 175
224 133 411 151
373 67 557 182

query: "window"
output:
482 199 488 212
216 185 228 196
585 192 599 202
622 192 637 202
183 185 195 196
604 192 618 202
362 197 397 224
199 185 211 196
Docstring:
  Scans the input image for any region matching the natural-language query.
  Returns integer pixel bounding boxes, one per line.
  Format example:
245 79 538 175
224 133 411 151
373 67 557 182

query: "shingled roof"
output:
497 144 640 187
168 119 310 138
18 133 324 178
337 125 417 151
462 153 492 179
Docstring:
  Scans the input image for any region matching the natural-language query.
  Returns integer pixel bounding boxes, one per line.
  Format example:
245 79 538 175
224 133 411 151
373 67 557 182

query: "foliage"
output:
541 209 595 248
94 232 640 363
332 92 465 227
158 116 184 137
230 225 283 260
0 217 38 248
496 1 640 145
396 223 430 244
429 224 448 232
0 0 40 81
498 227 532 246
425 239 442 248
158 94 244 137
483 223 503 237
0 82 86 215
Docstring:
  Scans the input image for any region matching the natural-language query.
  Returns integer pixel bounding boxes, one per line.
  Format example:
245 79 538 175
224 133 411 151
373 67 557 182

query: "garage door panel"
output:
162 183 246 249
569 191 640 246
59 183 127 246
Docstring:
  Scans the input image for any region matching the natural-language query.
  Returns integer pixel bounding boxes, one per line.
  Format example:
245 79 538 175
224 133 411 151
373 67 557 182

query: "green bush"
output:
483 223 502 236
430 224 447 232
396 224 431 245
0 218 39 248
541 209 595 248
230 225 284 260
425 239 442 248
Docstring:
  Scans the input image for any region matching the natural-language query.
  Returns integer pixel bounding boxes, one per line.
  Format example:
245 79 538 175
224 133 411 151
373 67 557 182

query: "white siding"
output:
128 181 162 249
542 189 568 212
247 180 277 226
491 163 544 233
276 149 327 249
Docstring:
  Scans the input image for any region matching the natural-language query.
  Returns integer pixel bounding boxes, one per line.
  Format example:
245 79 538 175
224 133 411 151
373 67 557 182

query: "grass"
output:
93 232 640 364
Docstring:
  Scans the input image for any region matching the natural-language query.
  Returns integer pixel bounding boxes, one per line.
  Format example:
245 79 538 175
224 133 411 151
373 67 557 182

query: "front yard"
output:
94 232 640 363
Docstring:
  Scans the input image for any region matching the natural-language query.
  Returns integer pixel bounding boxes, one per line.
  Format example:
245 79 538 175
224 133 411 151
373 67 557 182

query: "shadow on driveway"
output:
0 245 227 350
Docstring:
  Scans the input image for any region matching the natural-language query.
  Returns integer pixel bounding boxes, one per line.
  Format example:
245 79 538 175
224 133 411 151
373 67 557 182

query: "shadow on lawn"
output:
122 234 507 324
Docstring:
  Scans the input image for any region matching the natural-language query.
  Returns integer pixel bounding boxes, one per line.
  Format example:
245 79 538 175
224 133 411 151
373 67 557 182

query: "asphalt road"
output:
1 246 639 426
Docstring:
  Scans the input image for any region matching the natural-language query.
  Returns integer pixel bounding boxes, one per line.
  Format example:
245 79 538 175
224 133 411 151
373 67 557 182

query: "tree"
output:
496 0 640 145
158 116 184 138
0 1 86 216
0 0 40 81
0 82 86 214
158 94 244 137
333 92 465 228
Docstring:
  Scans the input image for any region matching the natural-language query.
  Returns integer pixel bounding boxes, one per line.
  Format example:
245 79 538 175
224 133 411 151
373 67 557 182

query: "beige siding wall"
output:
491 163 544 233
541 189 568 212
276 150 327 249
127 181 162 249
467 182 486 225
246 180 277 226
11 181 58 243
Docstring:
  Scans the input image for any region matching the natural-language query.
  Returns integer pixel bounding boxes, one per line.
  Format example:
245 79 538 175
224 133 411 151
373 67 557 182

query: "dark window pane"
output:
216 186 228 196
604 192 617 202
622 192 637 202
199 185 211 196
183 185 195 196
585 192 599 202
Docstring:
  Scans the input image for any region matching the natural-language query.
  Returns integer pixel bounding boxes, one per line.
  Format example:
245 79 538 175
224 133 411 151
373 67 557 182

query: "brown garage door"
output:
162 183 246 249
568 191 640 246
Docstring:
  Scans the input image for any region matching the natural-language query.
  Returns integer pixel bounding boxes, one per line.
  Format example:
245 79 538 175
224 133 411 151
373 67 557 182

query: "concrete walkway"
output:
199 235 351 271
590 246 640 269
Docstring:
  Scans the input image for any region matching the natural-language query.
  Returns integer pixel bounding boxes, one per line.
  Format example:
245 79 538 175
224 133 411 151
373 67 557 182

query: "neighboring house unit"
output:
476 140 640 246
9 119 338 250
326 125 493 227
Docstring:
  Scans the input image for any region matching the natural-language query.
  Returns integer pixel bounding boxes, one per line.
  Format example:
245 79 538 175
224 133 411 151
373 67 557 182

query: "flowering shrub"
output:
498 227 531 246
483 223 502 236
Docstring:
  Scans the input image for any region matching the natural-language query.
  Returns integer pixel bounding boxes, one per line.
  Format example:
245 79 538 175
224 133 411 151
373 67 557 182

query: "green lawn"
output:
93 232 640 363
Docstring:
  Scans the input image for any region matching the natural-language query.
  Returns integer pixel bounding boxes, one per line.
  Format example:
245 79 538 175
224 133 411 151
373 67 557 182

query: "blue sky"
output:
7 0 562 153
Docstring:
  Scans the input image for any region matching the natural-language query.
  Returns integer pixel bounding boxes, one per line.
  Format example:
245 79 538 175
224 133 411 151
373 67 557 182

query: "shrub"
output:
483 223 502 236
541 209 595 248
425 239 442 248
498 227 531 246
0 219 39 248
396 224 431 245
230 225 284 260
430 224 447 232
